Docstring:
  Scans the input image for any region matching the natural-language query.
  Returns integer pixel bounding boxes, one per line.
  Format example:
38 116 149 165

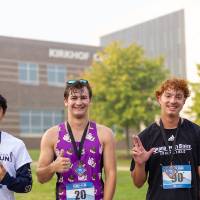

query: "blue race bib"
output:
162 165 191 189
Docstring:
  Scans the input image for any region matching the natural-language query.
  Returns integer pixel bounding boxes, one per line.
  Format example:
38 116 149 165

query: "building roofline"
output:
101 9 184 38
0 35 100 49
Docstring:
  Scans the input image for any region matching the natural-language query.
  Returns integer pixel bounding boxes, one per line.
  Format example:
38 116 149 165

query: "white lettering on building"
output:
49 48 90 60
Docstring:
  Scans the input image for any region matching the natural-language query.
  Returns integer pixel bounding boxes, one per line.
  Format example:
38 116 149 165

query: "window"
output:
20 110 64 135
19 63 38 84
47 64 66 86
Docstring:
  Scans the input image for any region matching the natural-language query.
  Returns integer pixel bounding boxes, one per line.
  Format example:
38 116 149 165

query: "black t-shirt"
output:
130 119 200 200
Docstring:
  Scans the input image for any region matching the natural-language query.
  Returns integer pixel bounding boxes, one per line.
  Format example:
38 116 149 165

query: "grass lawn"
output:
113 171 147 200
15 150 147 200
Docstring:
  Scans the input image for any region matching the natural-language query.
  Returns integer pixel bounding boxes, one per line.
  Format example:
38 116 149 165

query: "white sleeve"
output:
14 141 32 170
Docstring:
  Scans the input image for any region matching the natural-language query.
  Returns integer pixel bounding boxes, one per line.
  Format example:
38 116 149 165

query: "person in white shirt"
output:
0 94 32 200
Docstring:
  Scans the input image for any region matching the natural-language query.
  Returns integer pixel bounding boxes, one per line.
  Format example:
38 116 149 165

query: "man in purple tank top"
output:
36 79 116 200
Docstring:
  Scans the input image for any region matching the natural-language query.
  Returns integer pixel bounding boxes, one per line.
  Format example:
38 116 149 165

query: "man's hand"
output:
51 149 71 173
131 136 155 165
0 164 6 181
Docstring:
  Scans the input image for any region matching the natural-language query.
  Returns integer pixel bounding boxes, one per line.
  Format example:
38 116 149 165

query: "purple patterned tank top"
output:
56 121 104 200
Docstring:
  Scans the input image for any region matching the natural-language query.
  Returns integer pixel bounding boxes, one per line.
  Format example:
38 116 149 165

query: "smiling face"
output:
64 86 91 119
157 88 186 118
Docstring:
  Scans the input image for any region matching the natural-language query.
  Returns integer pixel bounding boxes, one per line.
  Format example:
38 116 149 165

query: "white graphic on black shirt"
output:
154 144 192 156
168 135 175 142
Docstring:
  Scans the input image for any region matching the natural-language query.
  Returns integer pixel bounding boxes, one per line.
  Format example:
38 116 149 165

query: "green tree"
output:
84 42 169 151
189 64 200 125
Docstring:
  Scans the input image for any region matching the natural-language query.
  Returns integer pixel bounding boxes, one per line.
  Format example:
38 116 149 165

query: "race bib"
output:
162 165 191 189
66 182 95 200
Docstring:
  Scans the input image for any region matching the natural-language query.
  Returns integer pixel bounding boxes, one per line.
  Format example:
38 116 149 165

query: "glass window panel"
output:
29 64 38 82
19 63 27 69
47 65 66 86
43 112 53 130
29 70 37 81
57 67 66 73
20 112 29 125
19 63 38 84
31 111 41 127
29 63 37 70
19 63 27 81
19 69 27 81
20 110 64 135
48 65 54 69
54 112 63 124
20 111 30 133
21 127 30 133
57 70 65 83
48 70 55 83
31 127 42 133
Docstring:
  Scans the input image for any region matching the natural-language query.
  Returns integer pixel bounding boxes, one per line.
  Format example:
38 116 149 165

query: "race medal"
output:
66 182 95 200
75 161 86 176
162 165 191 189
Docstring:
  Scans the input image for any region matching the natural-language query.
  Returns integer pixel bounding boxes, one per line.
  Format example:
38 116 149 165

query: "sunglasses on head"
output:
66 79 88 85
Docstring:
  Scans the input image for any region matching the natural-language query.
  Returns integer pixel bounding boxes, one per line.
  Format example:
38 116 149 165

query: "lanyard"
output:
160 118 181 164
67 121 89 160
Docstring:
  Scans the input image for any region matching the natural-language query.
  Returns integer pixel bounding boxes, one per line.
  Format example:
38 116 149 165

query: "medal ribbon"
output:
160 118 181 164
67 121 89 160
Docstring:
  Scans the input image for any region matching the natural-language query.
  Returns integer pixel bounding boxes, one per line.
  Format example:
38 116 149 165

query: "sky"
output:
0 0 199 82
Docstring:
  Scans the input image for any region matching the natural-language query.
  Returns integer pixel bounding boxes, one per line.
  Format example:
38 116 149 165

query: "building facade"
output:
0 36 100 148
100 9 186 78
